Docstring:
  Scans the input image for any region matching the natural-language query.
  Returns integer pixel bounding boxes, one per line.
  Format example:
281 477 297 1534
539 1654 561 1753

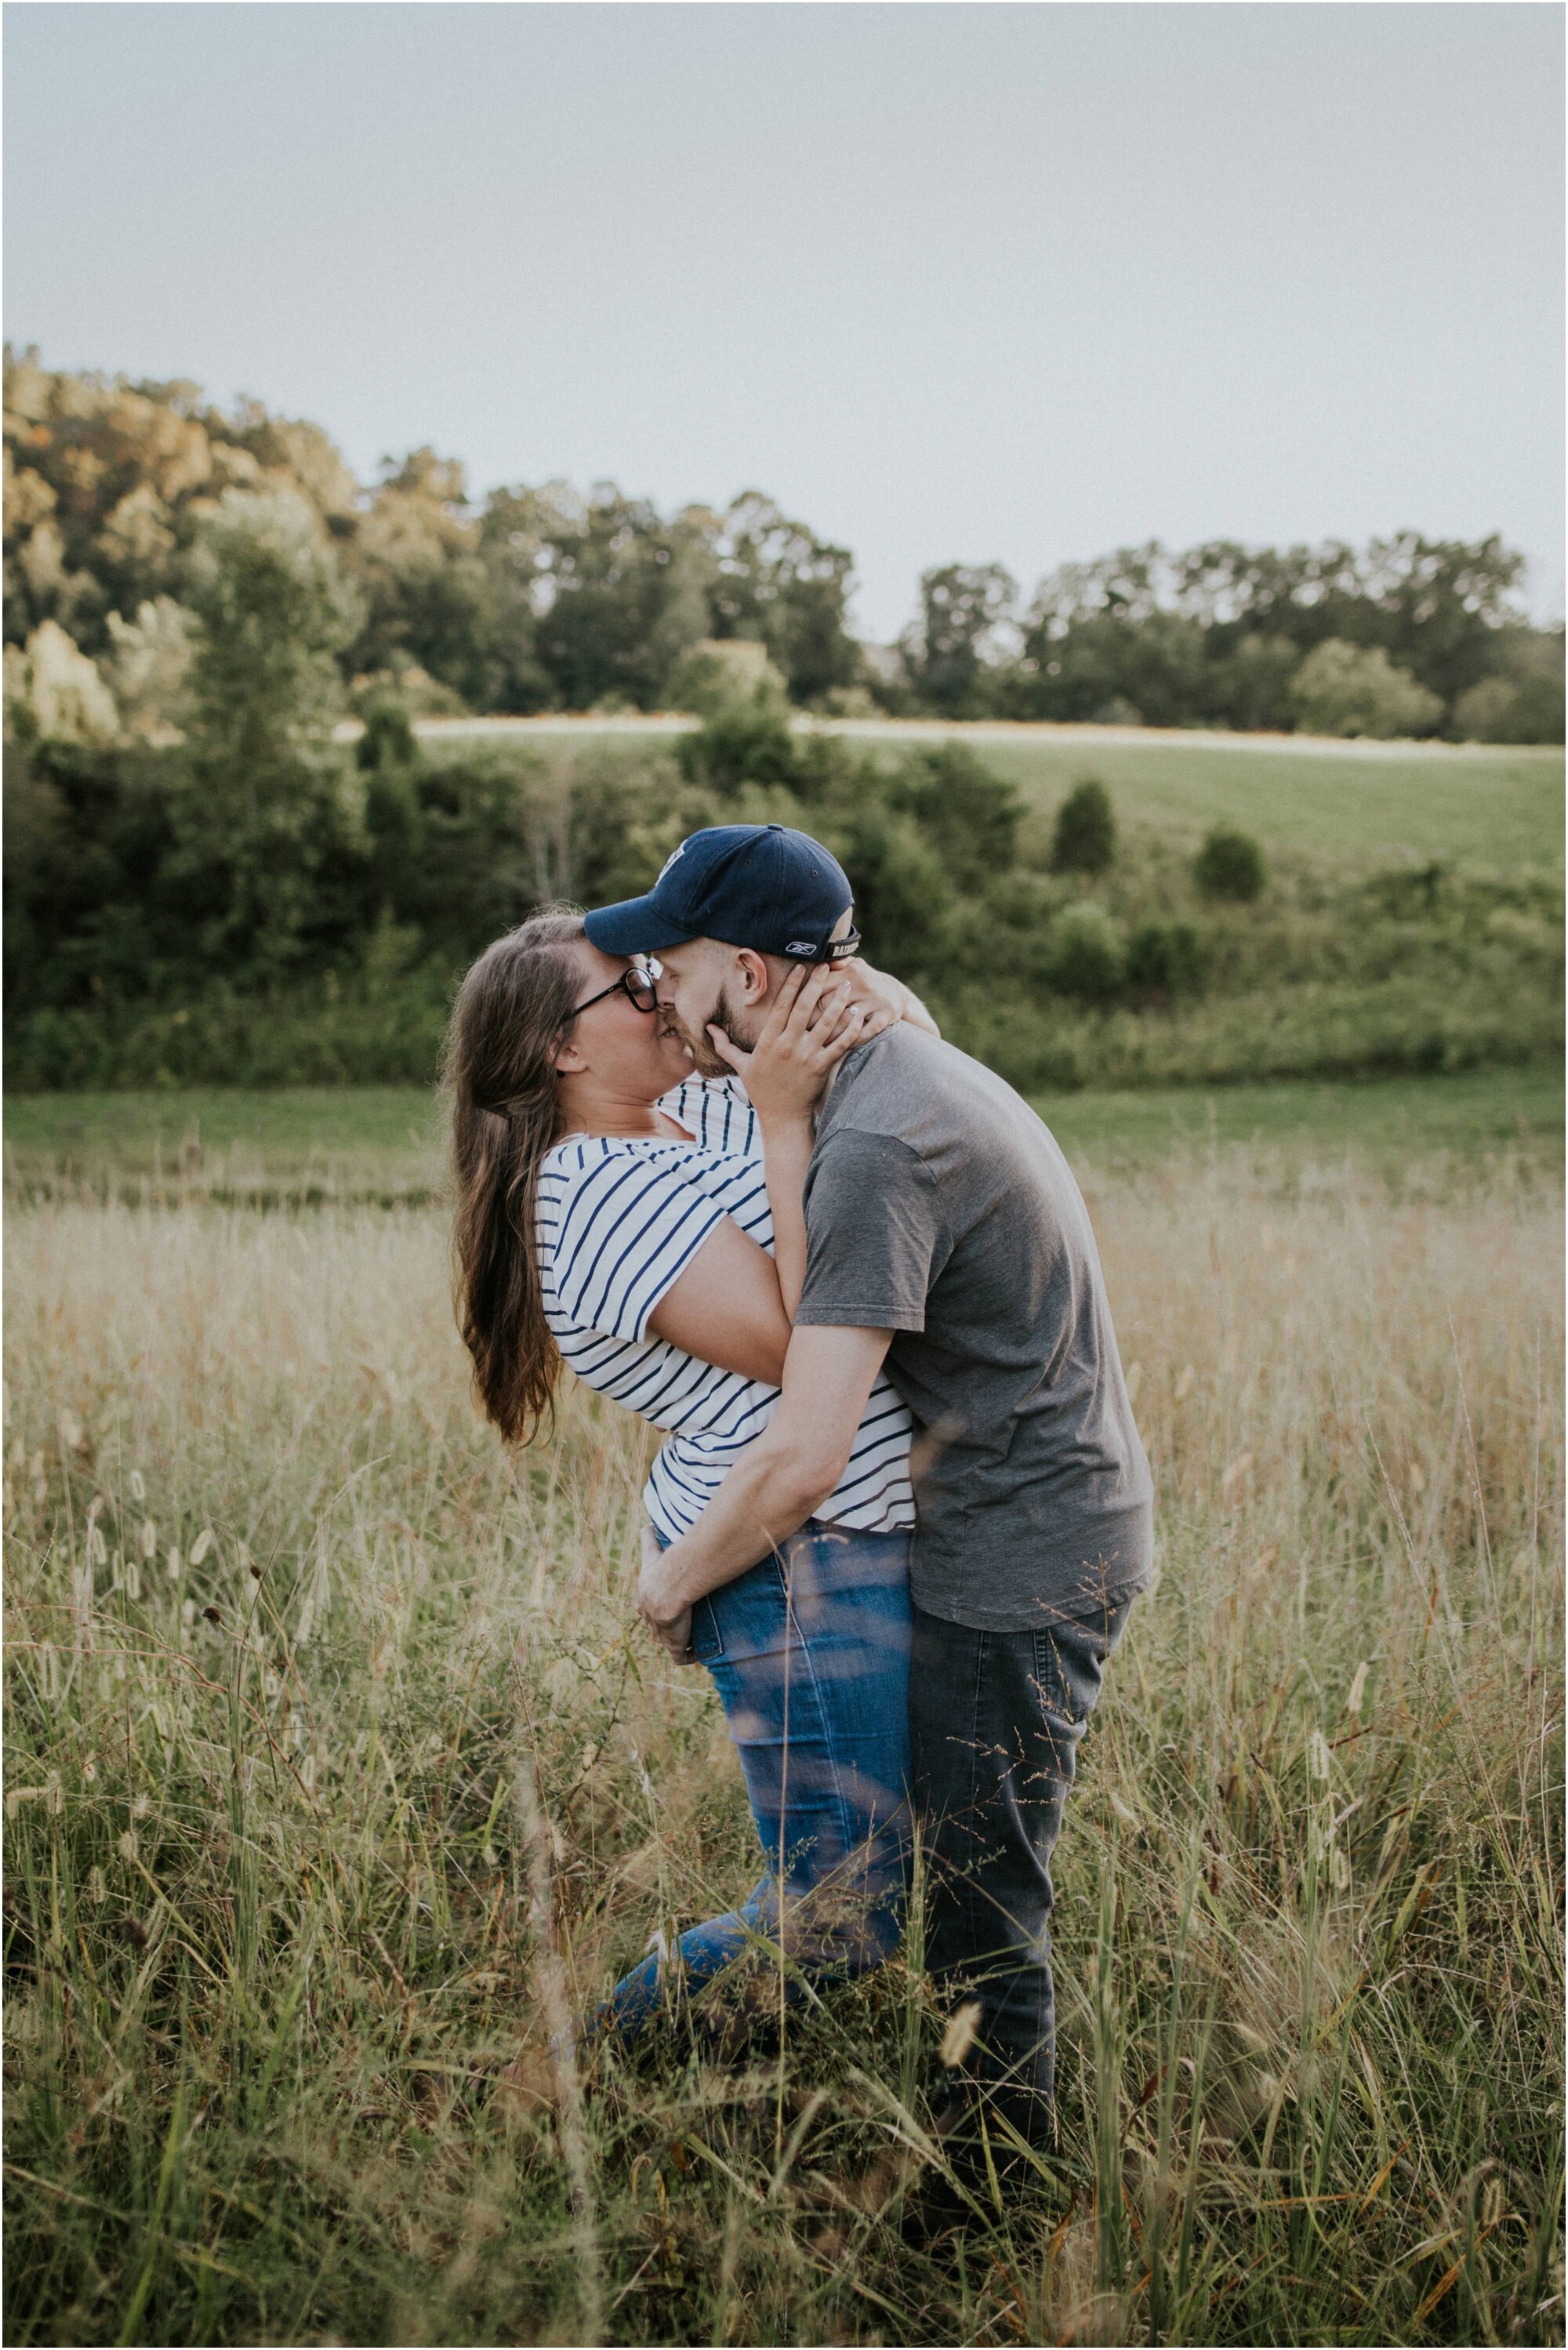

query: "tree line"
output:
6 478 1559 1099
4 346 1562 746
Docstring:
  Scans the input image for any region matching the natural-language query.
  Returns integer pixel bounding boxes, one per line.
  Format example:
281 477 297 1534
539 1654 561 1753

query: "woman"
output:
445 908 921 2043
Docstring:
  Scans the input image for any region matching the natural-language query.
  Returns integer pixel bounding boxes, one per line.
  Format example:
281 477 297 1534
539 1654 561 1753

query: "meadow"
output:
5 1066 1563 1206
4 1076 1562 2347
938 734 1563 872
416 717 1566 871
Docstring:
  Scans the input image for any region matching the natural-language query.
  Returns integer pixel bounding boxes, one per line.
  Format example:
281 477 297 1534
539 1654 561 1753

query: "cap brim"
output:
583 895 700 956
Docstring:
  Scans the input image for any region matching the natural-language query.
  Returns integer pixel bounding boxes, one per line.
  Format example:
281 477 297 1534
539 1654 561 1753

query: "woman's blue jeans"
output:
594 1521 913 2043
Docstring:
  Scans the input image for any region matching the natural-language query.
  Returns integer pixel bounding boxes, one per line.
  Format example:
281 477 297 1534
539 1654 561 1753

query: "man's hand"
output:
639 1326 895 1622
637 1523 696 1665
704 963 878 1121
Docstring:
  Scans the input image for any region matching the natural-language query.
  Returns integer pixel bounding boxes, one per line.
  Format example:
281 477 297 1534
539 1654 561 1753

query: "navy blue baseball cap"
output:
583 824 855 962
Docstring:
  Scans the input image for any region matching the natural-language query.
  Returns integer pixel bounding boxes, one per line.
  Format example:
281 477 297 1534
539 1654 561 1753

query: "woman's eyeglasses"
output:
567 960 662 1021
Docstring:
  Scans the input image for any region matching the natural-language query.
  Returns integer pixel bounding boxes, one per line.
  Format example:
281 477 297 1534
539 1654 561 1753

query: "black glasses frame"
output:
566 963 661 1022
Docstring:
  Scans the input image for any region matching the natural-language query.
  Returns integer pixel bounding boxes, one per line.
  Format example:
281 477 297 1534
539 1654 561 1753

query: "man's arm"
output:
637 1323 893 1659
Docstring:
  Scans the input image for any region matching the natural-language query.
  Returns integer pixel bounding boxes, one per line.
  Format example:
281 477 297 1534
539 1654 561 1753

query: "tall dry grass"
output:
4 1151 1562 2346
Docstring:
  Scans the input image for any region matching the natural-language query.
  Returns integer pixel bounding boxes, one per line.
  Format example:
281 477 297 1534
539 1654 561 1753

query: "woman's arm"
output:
755 1116 815 1322
845 960 940 1038
645 1218 791 1385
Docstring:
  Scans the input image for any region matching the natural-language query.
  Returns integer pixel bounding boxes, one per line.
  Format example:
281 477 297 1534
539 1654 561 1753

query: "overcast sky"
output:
6 2 1563 638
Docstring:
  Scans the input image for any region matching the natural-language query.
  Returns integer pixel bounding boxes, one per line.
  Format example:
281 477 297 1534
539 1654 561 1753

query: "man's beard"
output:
667 984 746 1079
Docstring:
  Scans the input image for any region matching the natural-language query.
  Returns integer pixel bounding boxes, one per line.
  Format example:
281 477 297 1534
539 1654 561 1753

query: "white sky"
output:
5 2 1563 639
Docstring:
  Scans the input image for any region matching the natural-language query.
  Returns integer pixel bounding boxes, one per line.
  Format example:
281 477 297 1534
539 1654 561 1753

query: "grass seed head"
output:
939 1999 984 2069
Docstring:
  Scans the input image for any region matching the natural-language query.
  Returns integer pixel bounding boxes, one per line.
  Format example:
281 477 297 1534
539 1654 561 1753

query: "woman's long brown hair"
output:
442 909 586 1443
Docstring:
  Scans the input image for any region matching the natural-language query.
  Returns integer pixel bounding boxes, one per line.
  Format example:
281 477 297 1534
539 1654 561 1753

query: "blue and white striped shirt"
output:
536 1075 915 1544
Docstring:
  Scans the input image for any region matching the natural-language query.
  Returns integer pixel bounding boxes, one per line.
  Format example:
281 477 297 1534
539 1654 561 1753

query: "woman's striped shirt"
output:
535 1075 915 1545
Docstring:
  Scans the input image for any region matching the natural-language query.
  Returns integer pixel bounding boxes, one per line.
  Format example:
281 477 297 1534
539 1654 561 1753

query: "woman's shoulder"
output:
537 1128 742 1207
657 1074 759 1157
657 1072 749 1117
539 1131 687 1186
535 1135 686 1262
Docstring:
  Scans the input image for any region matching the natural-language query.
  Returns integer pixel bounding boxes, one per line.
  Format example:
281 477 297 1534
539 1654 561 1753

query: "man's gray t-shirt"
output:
796 1025 1152 1631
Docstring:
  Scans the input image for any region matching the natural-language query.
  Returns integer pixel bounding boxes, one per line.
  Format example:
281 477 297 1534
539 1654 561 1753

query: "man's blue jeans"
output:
595 1521 913 2042
910 1597 1133 2144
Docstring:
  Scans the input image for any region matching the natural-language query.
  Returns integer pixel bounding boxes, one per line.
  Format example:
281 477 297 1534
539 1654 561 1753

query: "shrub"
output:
674 682 800 796
666 639 789 717
1091 695 1143 728
895 743 1022 892
1288 638 1443 739
1047 901 1124 1002
1454 671 1566 745
355 698 419 771
1126 918 1207 1001
1050 778 1116 874
1194 826 1266 903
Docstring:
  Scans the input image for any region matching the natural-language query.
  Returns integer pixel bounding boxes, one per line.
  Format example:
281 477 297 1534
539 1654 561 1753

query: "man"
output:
585 820 1153 2150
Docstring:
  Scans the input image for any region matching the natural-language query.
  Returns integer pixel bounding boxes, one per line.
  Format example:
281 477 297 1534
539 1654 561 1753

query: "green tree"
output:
1050 778 1116 874
185 487 356 767
1194 826 1266 903
1047 902 1125 1001
176 488 365 978
9 347 1550 743
2 735 185 1015
1014 550 1209 725
901 562 1016 714
1453 629 1565 743
514 485 713 712
894 744 1022 892
1017 534 1534 729
346 449 493 709
674 677 803 797
1172 533 1526 706
1202 632 1300 732
355 697 419 773
474 485 560 713
1126 918 1207 1001
1289 639 1443 739
707 494 859 706
1359 533 1526 706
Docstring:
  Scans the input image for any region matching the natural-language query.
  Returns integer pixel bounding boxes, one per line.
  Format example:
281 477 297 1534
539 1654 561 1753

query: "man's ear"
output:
734 948 772 1004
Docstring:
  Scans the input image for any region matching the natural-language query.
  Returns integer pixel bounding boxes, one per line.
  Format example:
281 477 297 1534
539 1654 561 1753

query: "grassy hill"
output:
9 717 1560 1095
965 735 1563 870
415 717 1566 871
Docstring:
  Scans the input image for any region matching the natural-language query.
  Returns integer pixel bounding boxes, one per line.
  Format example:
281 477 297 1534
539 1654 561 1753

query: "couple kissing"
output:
445 819 1152 2159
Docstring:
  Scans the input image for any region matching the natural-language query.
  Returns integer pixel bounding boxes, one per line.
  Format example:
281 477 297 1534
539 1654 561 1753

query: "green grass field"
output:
419 717 1565 870
6 1110 1561 2345
3 1084 448 1197
8 1067 1562 1207
1040 1065 1566 1171
929 736 1563 870
5 728 1563 2342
